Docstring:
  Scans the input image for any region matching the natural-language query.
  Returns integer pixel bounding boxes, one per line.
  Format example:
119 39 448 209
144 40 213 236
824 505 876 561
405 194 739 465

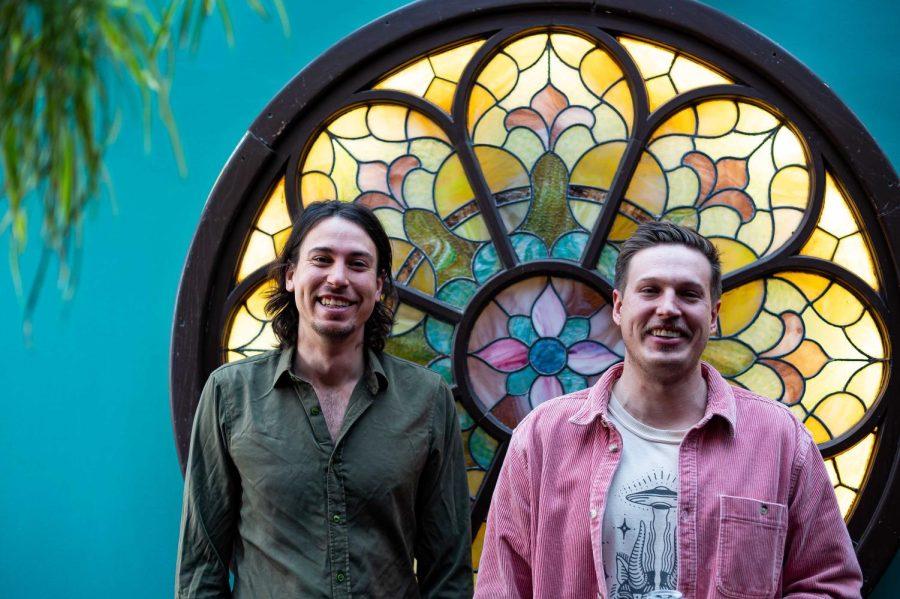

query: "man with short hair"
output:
475 221 862 598
176 201 472 598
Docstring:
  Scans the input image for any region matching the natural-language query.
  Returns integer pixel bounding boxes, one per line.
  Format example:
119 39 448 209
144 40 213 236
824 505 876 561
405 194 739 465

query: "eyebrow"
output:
306 246 375 260
633 276 705 289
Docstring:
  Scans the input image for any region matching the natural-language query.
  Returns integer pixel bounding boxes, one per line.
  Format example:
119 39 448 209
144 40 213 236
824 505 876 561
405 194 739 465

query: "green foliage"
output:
0 0 288 332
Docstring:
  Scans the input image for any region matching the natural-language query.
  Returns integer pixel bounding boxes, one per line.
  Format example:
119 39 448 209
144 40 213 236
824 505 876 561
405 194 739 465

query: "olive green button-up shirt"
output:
175 348 472 598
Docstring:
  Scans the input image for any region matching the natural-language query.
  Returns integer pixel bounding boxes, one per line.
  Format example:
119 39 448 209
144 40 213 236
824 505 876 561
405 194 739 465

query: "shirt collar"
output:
271 345 388 395
569 361 737 435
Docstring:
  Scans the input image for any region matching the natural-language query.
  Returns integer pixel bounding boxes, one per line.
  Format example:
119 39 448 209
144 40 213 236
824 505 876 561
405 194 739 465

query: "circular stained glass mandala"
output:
172 0 899 587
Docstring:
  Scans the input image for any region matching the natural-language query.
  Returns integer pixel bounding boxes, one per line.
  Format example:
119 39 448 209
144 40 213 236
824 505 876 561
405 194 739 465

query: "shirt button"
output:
590 508 598 519
332 513 342 523
608 443 619 453
310 406 321 416
335 571 346 583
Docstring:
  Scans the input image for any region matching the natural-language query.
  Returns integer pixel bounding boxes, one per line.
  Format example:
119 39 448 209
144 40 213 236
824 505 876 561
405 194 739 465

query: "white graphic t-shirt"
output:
601 393 688 598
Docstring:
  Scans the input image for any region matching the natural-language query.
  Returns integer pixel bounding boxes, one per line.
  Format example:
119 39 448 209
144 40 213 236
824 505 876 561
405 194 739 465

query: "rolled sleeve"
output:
782 430 862 598
175 374 239 598
414 381 473 598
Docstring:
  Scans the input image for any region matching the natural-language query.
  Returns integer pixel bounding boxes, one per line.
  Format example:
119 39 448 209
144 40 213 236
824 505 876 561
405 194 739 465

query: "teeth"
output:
650 328 681 338
320 298 350 307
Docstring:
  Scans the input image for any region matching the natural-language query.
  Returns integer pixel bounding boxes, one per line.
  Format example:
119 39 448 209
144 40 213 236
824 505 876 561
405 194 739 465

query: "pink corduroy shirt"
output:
475 362 862 599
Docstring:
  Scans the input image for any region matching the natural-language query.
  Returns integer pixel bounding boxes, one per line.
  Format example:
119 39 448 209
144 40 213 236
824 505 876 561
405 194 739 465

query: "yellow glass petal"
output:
581 49 624 97
776 272 829 301
592 104 629 143
619 37 674 78
302 132 334 174
478 52 518 100
735 363 783 400
719 280 764 336
550 33 594 68
845 311 885 359
328 106 369 139
571 141 628 190
669 55 729 92
833 234 879 290
300 172 337 205
710 237 756 273
773 125 806 168
805 417 830 444
504 34 547 69
473 146 529 194
255 178 290 235
330 142 361 200
227 305 262 350
373 207 405 238
801 228 838 260
367 104 410 141
435 154 476 210
604 79 634 131
770 166 810 208
375 57 433 97
424 78 458 112
812 283 864 327
736 103 779 133
836 433 875 489
811 393 866 439
646 76 678 111
237 230 276 283
696 100 738 137
818 174 858 237
834 487 857 519
430 40 484 81
623 151 667 214
698 205 741 238
407 110 450 141
246 279 277 320
468 84 496 130
472 522 486 573
273 228 291 255
801 309 867 360
652 106 697 139
846 362 884 408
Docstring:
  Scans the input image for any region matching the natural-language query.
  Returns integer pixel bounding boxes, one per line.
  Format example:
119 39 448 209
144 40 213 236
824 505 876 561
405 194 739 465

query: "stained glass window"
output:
174 5 898 587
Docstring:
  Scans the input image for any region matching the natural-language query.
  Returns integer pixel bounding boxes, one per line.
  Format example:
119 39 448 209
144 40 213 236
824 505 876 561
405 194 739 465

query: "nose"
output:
326 261 349 287
655 288 681 317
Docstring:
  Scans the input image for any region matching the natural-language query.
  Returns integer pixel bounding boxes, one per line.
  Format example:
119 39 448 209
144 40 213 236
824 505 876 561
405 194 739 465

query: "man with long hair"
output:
176 201 472 597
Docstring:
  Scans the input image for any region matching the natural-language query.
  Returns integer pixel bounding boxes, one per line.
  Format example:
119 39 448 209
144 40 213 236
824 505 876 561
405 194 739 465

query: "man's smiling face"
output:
612 243 720 382
285 216 383 346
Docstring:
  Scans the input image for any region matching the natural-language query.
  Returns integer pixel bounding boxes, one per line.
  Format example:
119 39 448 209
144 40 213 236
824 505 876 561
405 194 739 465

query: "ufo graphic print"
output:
606 470 679 598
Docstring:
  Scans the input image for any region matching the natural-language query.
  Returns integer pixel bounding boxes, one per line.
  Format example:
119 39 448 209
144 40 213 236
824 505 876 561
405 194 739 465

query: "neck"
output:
293 332 365 388
612 358 707 430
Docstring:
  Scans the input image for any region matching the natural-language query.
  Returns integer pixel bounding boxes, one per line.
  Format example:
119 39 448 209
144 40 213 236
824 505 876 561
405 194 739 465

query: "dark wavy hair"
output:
614 220 722 302
265 200 395 352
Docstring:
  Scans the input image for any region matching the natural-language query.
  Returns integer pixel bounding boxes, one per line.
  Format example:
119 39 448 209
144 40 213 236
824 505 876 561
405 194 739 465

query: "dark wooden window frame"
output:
170 0 900 589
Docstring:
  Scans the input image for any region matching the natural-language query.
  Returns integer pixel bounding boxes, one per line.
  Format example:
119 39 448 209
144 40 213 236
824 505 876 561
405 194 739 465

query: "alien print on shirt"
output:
605 470 679 598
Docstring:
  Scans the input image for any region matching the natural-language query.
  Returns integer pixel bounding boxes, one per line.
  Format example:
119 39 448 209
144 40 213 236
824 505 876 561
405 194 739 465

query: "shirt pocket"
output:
715 495 787 598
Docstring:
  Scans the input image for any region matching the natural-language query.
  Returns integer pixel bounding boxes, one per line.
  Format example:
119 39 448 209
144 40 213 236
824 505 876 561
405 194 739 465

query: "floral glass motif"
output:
236 178 292 283
219 26 893 552
705 272 886 444
618 37 732 111
374 39 486 113
225 279 279 362
801 171 880 291
468 31 634 262
300 103 503 308
467 276 624 429
599 99 810 280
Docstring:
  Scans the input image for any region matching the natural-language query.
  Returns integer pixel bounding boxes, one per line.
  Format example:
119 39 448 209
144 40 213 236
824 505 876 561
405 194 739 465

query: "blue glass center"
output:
528 337 567 375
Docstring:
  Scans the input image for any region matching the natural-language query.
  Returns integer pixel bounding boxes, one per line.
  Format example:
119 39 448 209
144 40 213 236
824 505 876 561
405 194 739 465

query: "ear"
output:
285 264 296 292
375 272 384 300
612 288 623 326
709 297 721 335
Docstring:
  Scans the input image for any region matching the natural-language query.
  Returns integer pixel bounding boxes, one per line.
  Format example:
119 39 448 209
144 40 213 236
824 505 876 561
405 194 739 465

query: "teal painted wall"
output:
1 1 895 596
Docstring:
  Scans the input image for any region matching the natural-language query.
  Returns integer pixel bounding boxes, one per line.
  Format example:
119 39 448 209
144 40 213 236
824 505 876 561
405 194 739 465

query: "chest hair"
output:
314 384 355 442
